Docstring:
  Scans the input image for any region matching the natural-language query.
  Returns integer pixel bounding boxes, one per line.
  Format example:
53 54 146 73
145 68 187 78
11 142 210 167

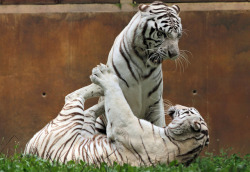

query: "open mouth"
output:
148 53 163 64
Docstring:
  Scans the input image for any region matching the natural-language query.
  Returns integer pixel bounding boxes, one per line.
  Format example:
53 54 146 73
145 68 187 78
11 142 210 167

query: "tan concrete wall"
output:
0 3 249 155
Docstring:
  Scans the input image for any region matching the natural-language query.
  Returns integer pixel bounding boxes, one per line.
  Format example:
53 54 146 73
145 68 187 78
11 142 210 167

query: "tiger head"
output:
135 1 182 67
167 105 209 147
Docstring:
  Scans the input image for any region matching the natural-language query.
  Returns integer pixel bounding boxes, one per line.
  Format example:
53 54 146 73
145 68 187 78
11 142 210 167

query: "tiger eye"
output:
157 32 163 37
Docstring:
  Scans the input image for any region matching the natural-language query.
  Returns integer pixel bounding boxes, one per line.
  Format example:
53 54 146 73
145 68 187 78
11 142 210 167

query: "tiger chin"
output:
24 64 209 166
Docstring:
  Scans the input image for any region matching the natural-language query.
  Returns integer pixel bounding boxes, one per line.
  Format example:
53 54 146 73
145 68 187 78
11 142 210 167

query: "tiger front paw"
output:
90 64 119 90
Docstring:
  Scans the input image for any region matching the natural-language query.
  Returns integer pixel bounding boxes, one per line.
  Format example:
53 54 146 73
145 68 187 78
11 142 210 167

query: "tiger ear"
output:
138 4 150 12
172 5 180 15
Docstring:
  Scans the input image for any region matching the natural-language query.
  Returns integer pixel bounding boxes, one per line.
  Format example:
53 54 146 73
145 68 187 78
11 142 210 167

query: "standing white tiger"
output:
24 64 209 166
96 1 183 131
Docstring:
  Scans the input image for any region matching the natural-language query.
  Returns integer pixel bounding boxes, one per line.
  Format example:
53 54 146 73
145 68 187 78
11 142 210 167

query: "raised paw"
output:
90 64 119 90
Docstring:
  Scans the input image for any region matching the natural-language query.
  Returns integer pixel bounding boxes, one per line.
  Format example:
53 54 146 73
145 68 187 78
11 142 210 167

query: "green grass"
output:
0 152 249 172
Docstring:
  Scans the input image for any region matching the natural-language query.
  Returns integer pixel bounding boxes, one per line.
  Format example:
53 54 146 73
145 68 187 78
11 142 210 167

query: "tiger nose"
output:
168 50 178 58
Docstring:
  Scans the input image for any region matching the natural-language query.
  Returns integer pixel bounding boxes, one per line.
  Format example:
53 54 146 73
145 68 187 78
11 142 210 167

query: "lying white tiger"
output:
95 1 183 132
25 64 209 166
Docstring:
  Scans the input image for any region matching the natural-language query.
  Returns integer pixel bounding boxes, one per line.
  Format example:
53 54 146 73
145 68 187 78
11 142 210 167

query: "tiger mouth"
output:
205 137 209 146
148 53 163 64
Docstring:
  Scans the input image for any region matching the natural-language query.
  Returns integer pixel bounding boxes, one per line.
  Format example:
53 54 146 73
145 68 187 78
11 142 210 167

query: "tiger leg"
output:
82 101 105 137
90 64 141 144
54 83 105 138
24 83 104 162
95 96 107 134
64 82 106 136
65 83 103 104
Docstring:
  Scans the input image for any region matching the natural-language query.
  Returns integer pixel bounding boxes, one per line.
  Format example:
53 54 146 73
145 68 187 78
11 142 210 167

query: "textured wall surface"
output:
0 5 249 155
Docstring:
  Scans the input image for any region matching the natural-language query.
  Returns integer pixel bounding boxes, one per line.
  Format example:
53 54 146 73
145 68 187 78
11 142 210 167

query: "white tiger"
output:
95 1 183 132
24 64 209 166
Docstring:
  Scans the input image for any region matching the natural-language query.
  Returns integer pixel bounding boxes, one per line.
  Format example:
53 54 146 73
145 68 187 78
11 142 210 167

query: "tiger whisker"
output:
164 99 174 106
179 54 190 68
179 57 186 72
174 59 178 71
181 28 189 36
174 50 191 73
158 51 167 58
180 50 192 65
146 56 155 65
180 49 192 56
175 57 184 73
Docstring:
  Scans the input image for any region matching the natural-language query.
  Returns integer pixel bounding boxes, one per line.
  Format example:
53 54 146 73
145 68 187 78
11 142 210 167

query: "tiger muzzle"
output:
160 40 180 60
